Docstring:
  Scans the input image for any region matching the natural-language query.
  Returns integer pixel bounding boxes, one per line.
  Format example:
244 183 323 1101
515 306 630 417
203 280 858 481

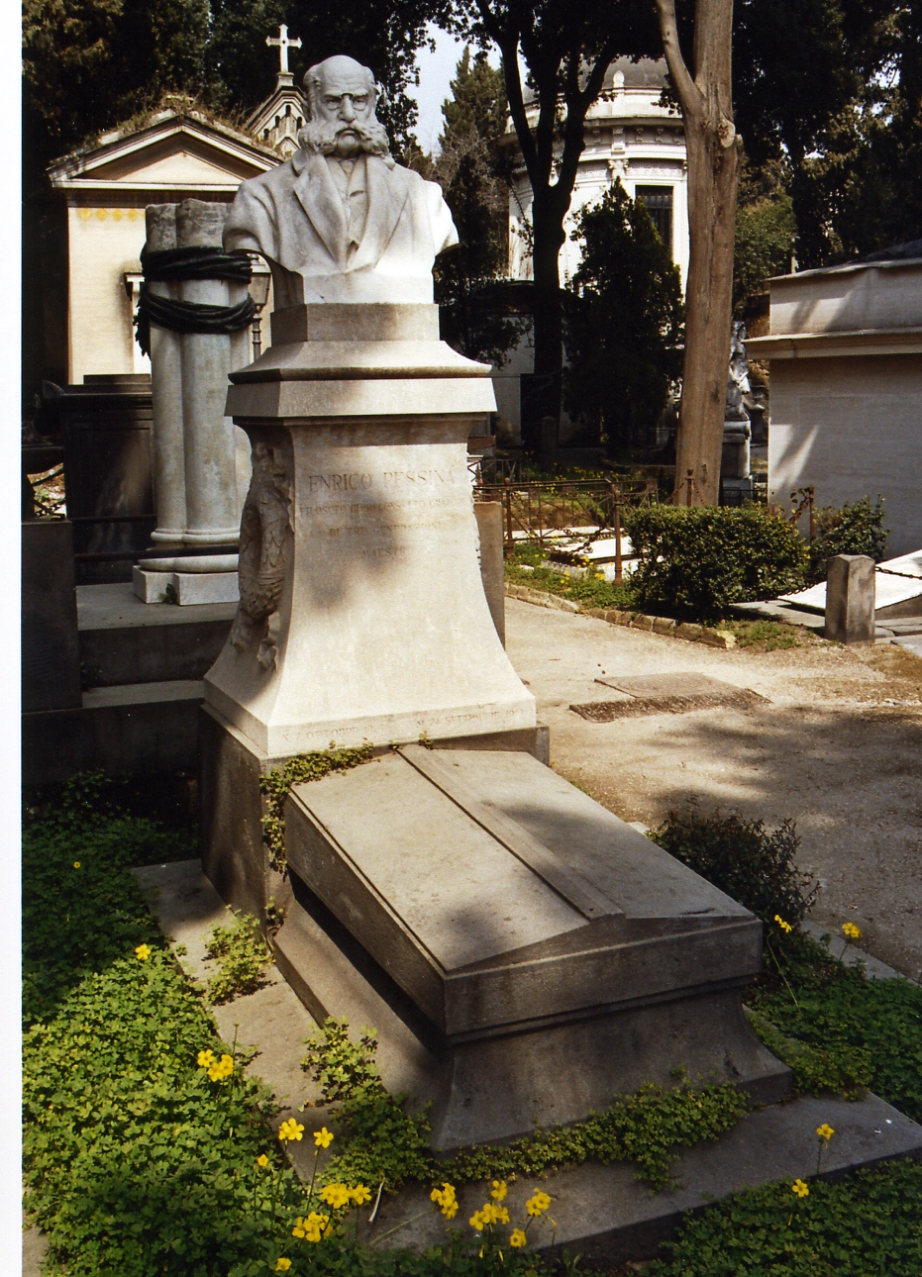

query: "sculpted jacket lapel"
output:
349 158 410 272
292 153 348 269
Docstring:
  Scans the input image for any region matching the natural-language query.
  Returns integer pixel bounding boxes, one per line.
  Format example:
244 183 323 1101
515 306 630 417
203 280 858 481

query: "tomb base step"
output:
273 881 791 1150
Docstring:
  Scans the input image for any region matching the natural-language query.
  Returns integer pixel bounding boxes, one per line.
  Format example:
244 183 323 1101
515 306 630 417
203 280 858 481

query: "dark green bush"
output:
625 504 808 620
807 495 889 584
652 809 818 927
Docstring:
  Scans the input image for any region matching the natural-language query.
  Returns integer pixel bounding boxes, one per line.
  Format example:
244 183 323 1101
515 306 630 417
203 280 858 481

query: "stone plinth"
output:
203 302 535 755
274 745 790 1148
825 554 876 644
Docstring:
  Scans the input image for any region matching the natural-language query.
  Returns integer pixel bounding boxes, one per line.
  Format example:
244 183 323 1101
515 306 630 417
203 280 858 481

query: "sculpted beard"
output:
298 116 392 161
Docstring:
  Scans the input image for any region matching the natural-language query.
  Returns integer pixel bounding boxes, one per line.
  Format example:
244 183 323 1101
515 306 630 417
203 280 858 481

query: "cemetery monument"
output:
201 55 790 1149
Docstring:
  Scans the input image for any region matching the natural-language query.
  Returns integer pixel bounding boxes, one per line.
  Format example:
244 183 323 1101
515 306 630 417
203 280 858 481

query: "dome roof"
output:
521 57 667 105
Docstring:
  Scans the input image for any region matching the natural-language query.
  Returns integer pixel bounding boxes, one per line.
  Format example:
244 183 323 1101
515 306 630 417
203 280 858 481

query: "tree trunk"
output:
656 0 742 506
530 194 567 430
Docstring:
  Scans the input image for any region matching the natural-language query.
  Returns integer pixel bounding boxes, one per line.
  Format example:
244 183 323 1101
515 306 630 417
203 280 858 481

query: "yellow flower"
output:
73 862 81 869
320 1183 351 1209
430 1182 458 1218
509 1229 527 1248
842 921 862 941
491 1179 508 1201
207 1054 234 1082
313 1126 334 1148
256 1154 269 1169
469 1209 486 1231
349 1184 372 1205
526 1190 552 1217
303 1212 329 1243
278 1118 305 1142
197 1049 215 1068
275 1260 291 1271
773 915 792 934
792 1179 810 1198
816 1124 834 1142
292 1218 306 1238
135 944 151 961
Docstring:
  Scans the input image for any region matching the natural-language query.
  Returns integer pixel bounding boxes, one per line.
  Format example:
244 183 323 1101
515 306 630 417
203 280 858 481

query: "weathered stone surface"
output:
275 744 789 1146
825 554 876 645
474 501 505 645
205 302 534 755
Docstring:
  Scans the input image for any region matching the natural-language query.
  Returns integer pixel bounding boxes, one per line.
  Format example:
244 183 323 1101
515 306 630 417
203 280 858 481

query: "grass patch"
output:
504 543 637 612
721 618 809 651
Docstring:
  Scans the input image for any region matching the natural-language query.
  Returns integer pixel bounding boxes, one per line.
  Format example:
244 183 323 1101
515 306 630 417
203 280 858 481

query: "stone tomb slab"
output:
276 745 789 1147
572 671 768 721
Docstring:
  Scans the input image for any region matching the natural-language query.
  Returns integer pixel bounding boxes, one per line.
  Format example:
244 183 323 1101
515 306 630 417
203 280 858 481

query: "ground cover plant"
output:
653 808 922 1120
204 909 273 1004
648 1158 922 1277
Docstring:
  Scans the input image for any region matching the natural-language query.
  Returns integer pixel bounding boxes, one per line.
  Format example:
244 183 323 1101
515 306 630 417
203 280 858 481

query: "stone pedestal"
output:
825 554 876 644
203 302 535 755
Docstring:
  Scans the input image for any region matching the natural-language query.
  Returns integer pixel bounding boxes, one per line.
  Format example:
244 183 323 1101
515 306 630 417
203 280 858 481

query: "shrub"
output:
652 809 818 927
625 504 808 620
807 494 888 584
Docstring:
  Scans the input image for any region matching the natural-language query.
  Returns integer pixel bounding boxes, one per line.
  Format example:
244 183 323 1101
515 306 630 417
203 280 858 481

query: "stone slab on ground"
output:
133 860 318 1112
800 920 904 980
363 1092 922 1264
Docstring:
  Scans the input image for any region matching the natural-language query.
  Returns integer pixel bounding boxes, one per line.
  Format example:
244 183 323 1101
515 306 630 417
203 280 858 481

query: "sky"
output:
408 24 500 154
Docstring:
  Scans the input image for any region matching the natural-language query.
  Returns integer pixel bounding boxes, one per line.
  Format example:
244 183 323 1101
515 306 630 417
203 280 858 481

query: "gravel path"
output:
505 598 922 979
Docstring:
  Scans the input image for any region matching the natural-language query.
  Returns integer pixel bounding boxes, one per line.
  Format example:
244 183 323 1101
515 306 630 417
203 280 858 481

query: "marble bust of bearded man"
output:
224 54 458 307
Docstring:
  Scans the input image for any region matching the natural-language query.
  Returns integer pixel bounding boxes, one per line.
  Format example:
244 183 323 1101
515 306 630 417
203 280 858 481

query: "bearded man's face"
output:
303 63 389 159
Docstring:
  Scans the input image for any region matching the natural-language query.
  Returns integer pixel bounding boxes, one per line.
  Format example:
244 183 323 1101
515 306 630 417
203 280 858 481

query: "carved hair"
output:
298 57 393 165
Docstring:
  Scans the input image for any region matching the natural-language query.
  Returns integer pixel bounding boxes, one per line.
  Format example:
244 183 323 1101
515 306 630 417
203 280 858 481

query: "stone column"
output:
146 204 186 546
825 554 876 645
176 199 241 550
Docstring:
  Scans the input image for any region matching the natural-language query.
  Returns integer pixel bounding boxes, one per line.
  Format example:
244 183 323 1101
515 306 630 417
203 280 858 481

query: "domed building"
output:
496 58 689 441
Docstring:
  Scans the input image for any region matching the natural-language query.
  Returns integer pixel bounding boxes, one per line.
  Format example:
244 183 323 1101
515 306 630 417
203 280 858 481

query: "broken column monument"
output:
201 54 790 1151
134 199 254 604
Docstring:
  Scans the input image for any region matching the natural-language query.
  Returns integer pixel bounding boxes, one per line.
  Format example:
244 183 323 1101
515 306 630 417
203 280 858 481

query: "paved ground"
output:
505 597 922 979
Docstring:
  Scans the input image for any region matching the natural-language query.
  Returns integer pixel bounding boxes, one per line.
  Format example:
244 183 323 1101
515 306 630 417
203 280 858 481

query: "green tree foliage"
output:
732 0 920 264
563 180 683 455
733 158 796 319
428 48 527 365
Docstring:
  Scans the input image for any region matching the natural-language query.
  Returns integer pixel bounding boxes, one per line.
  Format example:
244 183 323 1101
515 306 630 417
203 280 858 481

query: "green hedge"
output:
807 495 888 584
625 504 808 620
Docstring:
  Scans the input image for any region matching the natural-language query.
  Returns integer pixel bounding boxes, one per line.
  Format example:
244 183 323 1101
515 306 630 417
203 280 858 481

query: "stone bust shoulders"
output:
224 54 457 306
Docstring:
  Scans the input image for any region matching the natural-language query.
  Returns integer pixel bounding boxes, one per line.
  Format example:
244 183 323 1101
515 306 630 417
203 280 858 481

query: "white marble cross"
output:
266 24 302 75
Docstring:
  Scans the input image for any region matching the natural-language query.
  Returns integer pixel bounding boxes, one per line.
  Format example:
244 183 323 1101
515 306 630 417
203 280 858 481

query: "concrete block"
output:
825 554 876 645
653 616 677 636
676 622 704 642
631 613 654 631
700 629 737 649
175 571 240 605
132 566 175 603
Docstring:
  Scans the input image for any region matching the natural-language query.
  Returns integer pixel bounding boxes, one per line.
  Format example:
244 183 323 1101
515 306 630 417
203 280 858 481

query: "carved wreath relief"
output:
230 436 292 670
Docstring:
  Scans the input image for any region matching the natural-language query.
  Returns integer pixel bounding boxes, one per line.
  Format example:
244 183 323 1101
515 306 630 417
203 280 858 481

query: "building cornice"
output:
746 328 922 360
